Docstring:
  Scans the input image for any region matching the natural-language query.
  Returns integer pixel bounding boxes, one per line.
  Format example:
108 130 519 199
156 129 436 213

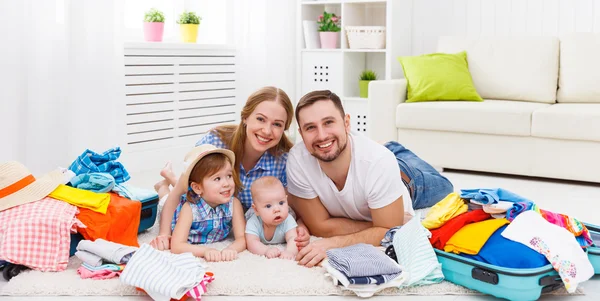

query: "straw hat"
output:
181 144 236 185
0 161 64 212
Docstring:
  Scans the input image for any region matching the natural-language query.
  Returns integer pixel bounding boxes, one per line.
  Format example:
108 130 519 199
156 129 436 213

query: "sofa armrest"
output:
367 79 407 143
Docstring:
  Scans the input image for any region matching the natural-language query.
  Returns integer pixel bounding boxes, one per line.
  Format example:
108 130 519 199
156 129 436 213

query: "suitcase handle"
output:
539 274 563 294
140 207 153 219
472 267 499 285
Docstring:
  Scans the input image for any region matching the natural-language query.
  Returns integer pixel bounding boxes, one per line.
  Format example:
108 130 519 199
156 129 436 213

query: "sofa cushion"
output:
557 33 600 103
398 51 483 103
437 36 559 104
532 104 600 142
396 100 550 136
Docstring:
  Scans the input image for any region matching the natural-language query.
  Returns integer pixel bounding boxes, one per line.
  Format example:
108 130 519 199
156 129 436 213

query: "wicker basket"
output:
346 26 386 49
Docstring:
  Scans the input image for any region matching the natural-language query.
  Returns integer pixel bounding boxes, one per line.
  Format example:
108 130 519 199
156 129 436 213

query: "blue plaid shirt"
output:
196 132 288 210
69 147 130 183
171 195 233 244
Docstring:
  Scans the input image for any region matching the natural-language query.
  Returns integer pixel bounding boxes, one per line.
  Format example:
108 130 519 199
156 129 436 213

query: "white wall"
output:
233 0 297 115
401 0 600 56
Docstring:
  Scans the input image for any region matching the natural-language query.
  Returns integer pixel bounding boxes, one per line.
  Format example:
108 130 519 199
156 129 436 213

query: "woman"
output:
151 87 310 250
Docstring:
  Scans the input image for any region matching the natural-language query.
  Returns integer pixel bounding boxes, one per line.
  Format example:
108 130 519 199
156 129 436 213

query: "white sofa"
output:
368 34 600 183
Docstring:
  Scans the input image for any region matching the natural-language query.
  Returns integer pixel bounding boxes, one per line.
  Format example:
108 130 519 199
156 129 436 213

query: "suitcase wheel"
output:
2 263 28 281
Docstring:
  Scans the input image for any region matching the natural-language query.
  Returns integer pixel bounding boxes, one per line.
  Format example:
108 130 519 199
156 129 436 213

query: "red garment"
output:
76 193 141 247
429 209 491 250
0 198 81 271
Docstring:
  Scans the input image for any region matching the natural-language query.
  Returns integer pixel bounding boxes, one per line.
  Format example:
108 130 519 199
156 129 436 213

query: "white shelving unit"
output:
296 0 404 135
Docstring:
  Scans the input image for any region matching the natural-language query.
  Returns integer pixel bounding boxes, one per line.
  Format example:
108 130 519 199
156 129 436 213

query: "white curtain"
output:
233 0 297 121
0 0 125 175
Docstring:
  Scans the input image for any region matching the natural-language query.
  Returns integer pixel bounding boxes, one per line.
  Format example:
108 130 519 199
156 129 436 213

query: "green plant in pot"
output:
143 8 165 42
359 70 377 98
317 11 341 49
177 11 202 43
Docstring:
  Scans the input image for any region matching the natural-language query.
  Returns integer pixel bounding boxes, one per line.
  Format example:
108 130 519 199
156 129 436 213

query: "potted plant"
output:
177 11 201 43
143 8 165 42
317 11 341 49
359 70 377 98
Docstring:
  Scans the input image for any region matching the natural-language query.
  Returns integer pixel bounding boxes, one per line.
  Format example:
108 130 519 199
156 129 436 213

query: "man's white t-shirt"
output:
286 133 415 221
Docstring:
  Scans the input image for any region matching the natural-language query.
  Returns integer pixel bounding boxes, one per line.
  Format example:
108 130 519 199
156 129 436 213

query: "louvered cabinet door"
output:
124 46 237 153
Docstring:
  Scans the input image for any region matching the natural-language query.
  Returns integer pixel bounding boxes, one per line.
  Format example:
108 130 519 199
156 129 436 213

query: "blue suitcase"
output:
433 223 600 301
68 193 159 256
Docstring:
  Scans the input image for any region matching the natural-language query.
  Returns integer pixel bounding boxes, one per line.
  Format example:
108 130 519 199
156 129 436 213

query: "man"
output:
287 90 453 267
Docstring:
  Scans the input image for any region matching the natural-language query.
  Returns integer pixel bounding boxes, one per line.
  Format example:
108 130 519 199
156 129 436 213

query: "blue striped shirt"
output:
196 131 288 210
171 195 233 244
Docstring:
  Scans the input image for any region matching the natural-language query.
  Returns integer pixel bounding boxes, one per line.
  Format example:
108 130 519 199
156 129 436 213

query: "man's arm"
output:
329 197 405 247
288 193 372 237
295 196 405 267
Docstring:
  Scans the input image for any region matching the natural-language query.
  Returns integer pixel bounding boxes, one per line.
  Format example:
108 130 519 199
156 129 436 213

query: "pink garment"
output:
185 272 215 301
77 266 121 280
0 197 82 271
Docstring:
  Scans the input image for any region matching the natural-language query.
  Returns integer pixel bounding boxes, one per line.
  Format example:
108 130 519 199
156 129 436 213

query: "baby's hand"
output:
265 247 281 259
204 248 222 262
279 251 295 260
221 248 238 261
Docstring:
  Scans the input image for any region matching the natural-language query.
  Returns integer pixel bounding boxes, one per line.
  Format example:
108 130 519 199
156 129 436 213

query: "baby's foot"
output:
154 179 169 193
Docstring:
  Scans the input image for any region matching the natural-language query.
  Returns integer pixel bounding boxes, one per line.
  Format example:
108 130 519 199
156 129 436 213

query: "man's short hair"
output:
295 90 345 126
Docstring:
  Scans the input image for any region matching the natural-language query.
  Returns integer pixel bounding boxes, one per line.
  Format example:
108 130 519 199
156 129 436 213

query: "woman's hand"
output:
221 248 238 261
204 248 222 262
149 235 171 250
295 225 311 250
265 247 281 259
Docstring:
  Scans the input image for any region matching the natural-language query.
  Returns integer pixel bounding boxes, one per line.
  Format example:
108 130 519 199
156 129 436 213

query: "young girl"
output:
169 144 246 262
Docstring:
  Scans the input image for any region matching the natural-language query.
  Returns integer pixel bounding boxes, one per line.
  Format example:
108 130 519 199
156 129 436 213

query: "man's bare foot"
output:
160 162 178 187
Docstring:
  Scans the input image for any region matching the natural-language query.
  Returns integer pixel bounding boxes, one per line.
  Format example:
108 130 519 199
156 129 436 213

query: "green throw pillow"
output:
397 51 483 102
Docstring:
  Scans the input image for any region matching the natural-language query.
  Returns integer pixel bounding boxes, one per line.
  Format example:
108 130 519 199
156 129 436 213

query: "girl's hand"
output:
150 235 171 250
295 225 310 250
265 247 281 259
204 248 222 262
221 248 238 261
279 251 295 260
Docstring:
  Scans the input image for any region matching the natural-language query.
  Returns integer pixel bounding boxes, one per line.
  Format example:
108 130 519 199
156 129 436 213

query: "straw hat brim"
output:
0 169 64 212
181 148 235 186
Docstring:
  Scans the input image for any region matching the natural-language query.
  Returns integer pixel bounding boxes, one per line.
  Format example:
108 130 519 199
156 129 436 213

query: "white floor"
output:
2 169 599 301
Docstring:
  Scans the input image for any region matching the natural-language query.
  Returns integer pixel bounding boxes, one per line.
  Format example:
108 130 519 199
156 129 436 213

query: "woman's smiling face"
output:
244 100 288 154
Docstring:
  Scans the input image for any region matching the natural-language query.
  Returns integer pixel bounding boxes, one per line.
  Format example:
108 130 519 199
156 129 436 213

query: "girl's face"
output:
191 161 235 207
244 101 288 154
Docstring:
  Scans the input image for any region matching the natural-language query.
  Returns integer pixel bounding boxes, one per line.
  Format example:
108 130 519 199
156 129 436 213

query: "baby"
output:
245 176 298 260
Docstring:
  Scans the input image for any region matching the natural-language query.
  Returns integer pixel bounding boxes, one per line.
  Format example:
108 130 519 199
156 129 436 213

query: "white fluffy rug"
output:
0 223 583 297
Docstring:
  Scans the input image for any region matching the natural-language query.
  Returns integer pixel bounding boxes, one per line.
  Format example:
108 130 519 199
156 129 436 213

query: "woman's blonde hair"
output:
211 87 294 177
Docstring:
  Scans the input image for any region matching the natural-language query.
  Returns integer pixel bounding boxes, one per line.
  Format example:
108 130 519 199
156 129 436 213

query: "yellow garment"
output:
421 192 468 229
444 218 510 255
49 184 110 214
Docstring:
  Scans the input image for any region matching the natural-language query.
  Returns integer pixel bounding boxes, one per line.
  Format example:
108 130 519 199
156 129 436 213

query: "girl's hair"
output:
211 86 294 178
186 153 242 203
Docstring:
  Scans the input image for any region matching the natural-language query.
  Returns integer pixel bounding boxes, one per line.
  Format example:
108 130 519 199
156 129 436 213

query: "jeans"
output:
384 141 454 209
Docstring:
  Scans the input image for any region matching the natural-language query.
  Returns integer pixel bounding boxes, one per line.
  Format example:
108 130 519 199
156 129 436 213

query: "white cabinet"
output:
296 0 406 136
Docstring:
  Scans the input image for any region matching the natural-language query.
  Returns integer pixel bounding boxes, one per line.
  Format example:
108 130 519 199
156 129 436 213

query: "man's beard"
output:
312 137 348 162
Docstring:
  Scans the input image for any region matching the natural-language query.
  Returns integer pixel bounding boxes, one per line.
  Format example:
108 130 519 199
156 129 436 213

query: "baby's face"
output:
253 188 289 226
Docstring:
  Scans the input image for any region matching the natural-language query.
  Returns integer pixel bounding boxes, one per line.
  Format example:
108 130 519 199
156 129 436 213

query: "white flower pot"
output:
303 20 321 49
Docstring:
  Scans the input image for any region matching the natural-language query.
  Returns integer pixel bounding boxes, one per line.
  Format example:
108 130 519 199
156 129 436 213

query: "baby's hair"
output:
250 176 284 202
187 153 242 203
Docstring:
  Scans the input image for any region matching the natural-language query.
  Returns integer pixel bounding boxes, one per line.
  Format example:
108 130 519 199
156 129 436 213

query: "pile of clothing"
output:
120 244 214 301
423 188 596 293
0 147 151 274
322 244 406 297
75 238 136 280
